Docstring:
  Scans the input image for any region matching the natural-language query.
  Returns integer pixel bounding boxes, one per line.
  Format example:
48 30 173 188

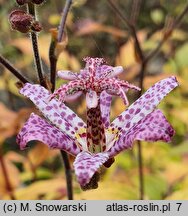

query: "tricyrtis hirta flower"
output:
17 57 178 190
52 57 140 108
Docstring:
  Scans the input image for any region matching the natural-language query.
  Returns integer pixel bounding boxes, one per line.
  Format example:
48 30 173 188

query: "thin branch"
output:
49 33 58 92
145 3 188 63
27 3 47 88
57 0 72 43
60 150 73 200
0 150 16 200
130 0 142 25
172 4 188 30
50 0 72 92
0 54 30 83
135 62 146 200
137 140 144 200
107 0 144 62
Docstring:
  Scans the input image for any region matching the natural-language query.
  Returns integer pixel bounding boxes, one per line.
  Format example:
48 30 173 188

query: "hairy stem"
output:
49 35 57 92
27 3 47 88
0 150 16 200
0 55 29 83
60 151 73 200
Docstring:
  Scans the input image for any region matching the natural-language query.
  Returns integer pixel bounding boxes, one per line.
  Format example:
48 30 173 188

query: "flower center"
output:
86 101 106 153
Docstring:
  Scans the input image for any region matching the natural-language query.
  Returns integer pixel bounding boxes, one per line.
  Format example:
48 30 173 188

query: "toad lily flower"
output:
51 57 140 108
17 58 178 190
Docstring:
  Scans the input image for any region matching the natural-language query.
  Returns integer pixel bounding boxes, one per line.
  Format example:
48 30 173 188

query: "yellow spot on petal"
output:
105 127 120 151
106 127 120 140
75 127 87 151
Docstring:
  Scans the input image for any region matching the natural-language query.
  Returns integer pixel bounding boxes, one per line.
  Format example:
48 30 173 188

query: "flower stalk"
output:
27 3 47 88
60 151 73 200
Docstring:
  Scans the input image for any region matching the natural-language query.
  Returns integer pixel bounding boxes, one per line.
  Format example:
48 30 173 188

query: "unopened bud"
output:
16 0 29 5
9 10 42 33
9 10 33 33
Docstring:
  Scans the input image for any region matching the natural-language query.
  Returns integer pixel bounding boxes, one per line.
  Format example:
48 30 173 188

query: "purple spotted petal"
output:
108 109 175 157
57 70 78 80
17 113 81 156
111 76 178 130
96 65 123 78
100 91 112 128
20 83 87 149
73 151 109 186
107 66 124 78
64 91 83 102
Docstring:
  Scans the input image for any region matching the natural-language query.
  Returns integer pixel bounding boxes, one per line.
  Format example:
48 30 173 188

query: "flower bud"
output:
9 10 33 33
32 0 45 4
9 10 42 33
16 0 28 5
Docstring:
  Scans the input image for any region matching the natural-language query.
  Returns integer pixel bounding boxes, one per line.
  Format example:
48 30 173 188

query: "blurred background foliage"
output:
0 0 188 200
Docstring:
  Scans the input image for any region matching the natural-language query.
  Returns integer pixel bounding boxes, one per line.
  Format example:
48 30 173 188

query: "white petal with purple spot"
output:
57 70 78 80
73 151 109 186
108 109 175 157
17 113 81 156
20 83 87 149
111 76 178 130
